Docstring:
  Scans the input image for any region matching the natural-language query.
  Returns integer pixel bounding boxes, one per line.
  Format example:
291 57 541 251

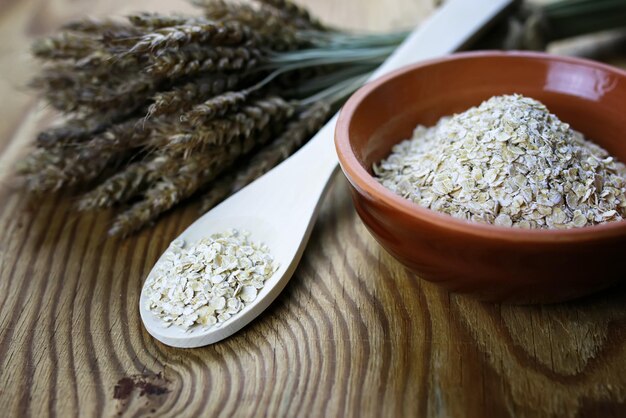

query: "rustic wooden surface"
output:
1 0 626 417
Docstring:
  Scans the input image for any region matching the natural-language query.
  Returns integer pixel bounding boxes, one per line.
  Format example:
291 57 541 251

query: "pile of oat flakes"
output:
145 230 278 330
374 94 626 228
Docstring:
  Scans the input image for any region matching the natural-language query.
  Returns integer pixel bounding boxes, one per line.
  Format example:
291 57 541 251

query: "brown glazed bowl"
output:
335 51 626 303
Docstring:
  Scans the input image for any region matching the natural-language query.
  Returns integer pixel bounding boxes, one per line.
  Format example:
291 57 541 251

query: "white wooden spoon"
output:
140 0 515 348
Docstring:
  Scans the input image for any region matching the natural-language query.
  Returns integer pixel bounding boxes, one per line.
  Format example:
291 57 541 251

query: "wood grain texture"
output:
0 1 625 417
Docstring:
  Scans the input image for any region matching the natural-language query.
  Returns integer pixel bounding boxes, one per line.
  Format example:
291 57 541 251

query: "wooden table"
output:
1 0 625 417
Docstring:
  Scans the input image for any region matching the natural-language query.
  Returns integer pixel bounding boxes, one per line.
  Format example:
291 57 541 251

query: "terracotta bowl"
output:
335 51 626 303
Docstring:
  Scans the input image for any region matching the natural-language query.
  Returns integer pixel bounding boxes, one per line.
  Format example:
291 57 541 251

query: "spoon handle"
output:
274 0 516 202
244 0 518 275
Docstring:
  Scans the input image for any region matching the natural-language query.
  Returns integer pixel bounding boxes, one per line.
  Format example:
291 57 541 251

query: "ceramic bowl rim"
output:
335 50 626 243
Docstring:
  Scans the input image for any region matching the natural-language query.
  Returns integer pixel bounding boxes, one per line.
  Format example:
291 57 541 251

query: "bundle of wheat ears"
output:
20 0 626 236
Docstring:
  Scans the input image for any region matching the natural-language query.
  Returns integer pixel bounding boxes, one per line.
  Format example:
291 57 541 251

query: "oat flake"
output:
145 230 278 330
374 94 626 229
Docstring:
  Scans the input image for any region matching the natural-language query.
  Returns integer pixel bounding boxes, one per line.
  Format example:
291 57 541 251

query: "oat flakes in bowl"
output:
373 94 626 229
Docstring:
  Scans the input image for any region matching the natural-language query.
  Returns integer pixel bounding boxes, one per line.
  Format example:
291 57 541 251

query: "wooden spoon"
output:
140 0 515 348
